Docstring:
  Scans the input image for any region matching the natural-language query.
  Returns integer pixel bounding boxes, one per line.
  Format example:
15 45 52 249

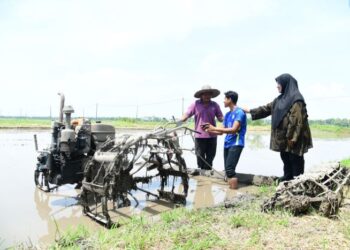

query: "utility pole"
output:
49 105 52 120
181 97 184 116
95 103 98 121
136 104 139 119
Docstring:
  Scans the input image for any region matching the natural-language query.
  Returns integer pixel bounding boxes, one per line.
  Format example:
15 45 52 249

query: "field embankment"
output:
1 118 350 137
48 182 350 249
47 160 350 249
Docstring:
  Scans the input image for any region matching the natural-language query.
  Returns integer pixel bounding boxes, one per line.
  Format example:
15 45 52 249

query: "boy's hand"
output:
201 123 215 132
200 123 210 129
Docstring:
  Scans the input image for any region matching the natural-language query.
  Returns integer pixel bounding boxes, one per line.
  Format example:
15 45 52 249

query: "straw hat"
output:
194 85 220 98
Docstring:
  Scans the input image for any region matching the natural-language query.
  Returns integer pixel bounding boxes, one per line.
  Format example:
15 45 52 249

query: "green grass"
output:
160 207 190 223
50 197 297 249
1 118 350 137
50 208 227 250
0 118 51 128
0 117 173 129
338 210 350 242
50 208 225 250
310 124 350 137
248 229 262 247
342 221 350 241
102 118 170 129
230 210 271 230
257 184 277 197
45 187 350 249
341 158 350 168
55 225 89 248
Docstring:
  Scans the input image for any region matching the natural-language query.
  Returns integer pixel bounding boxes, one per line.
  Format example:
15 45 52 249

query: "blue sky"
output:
0 0 349 119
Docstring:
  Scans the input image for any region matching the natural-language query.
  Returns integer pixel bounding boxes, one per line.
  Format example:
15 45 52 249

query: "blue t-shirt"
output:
223 107 247 148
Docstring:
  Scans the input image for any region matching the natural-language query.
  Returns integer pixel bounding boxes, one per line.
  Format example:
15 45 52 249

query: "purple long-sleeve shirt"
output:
186 100 223 138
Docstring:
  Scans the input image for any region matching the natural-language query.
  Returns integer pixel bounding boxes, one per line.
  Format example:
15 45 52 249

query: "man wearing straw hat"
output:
179 85 223 170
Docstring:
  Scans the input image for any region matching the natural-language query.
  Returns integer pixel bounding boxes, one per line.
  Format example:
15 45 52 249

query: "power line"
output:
308 96 350 101
93 98 183 108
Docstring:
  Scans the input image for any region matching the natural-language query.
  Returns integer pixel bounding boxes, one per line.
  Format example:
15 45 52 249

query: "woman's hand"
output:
242 107 250 113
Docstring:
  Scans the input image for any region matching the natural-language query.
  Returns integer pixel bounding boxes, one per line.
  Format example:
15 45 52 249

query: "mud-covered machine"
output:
34 94 194 227
34 93 116 191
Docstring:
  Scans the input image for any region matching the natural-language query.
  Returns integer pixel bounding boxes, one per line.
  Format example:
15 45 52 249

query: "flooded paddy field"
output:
1 129 350 248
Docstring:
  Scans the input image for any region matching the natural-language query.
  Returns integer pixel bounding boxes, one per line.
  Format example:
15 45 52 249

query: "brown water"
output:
1 129 350 248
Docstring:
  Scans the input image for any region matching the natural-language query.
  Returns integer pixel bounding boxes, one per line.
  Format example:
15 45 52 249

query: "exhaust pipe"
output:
58 93 65 123
33 134 38 151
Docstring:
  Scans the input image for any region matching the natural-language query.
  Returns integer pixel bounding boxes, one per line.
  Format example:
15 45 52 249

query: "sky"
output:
0 0 349 119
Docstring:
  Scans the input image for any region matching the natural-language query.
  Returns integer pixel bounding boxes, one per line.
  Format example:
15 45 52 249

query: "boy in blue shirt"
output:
203 91 247 189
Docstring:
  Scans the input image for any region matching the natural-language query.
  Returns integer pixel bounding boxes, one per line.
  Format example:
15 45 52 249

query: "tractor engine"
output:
34 93 115 191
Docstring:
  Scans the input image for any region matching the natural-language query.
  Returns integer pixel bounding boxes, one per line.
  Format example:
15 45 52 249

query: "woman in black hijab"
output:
244 73 313 181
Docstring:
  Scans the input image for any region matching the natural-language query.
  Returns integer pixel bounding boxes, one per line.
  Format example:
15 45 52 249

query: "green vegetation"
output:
102 118 171 129
51 208 226 250
257 184 277 196
49 189 350 249
310 124 350 138
341 158 350 168
2 117 350 137
0 117 171 129
309 118 350 128
56 225 90 248
246 118 350 137
0 117 51 128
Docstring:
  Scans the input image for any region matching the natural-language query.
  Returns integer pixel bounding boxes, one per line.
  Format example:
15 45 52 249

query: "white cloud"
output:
0 0 349 119
303 82 347 100
300 82 350 119
4 0 275 55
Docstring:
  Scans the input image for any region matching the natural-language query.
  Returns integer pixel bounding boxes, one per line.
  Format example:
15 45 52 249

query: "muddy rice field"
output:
0 129 350 248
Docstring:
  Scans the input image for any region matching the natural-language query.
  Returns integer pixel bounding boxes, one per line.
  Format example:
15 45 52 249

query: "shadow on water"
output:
1 129 350 247
29 175 246 247
32 187 97 245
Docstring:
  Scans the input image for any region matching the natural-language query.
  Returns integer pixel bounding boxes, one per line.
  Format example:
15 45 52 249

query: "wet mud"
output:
1 129 350 247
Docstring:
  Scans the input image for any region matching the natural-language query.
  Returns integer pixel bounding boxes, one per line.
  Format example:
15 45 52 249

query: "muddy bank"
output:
49 183 350 250
1 129 350 248
187 168 278 186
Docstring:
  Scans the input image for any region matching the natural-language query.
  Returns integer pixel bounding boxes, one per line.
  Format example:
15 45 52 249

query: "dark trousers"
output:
224 146 243 178
195 138 217 170
280 151 305 181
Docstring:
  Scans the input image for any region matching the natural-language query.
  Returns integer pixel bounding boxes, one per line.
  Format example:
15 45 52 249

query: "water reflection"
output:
33 187 95 244
246 132 267 150
192 179 214 208
1 129 350 247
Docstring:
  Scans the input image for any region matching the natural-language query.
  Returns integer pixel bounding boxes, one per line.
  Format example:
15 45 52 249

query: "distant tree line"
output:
308 119 350 127
1 116 350 127
0 116 176 123
247 118 270 126
247 118 350 127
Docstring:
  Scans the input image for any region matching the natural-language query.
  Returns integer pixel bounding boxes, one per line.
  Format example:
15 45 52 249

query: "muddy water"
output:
0 129 350 247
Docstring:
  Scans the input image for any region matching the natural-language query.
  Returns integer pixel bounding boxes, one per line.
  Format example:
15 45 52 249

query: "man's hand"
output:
287 140 295 148
175 119 183 127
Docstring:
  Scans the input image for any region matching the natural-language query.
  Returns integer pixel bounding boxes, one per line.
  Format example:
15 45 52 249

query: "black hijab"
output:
271 73 305 129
